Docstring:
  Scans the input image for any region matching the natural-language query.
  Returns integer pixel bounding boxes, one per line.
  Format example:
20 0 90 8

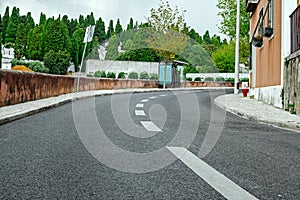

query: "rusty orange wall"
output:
0 70 157 107
250 0 282 88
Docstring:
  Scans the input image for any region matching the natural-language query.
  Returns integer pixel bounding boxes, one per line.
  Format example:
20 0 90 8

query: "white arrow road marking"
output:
140 121 163 132
141 99 149 103
136 104 144 108
149 96 158 99
166 147 258 200
135 110 146 116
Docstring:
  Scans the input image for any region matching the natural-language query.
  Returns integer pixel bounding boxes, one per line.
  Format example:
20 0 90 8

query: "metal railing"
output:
290 5 300 53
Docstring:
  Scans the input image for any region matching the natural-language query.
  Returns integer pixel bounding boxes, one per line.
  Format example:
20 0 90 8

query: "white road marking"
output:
136 104 144 108
140 121 163 132
160 94 168 97
135 110 146 116
141 99 149 103
167 147 258 200
149 96 158 99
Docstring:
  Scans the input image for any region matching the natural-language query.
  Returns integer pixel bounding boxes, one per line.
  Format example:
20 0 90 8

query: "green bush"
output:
44 50 70 75
94 70 106 78
86 74 93 77
240 78 249 82
186 77 193 81
107 72 116 78
194 77 202 81
28 61 49 73
150 73 159 80
118 72 126 79
11 58 28 67
215 77 225 82
204 77 214 82
140 71 149 79
225 78 235 83
128 72 139 79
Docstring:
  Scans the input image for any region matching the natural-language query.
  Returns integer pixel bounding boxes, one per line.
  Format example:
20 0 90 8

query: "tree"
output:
71 28 85 71
147 0 188 88
5 18 17 43
39 12 46 26
182 44 214 68
43 19 71 55
203 30 212 44
0 32 2 69
86 12 95 25
212 41 236 73
95 17 106 43
44 50 70 75
2 6 10 43
26 25 44 60
105 35 120 60
217 0 249 40
107 19 114 39
127 18 134 31
115 19 123 35
14 23 27 59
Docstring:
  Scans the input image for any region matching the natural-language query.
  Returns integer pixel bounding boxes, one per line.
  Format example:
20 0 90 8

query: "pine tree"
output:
68 19 78 37
25 12 35 32
5 18 17 43
203 30 212 44
26 25 44 60
95 17 106 43
127 18 134 31
79 15 85 28
14 23 27 59
71 28 85 71
107 19 114 39
2 6 10 43
86 12 95 25
115 19 123 35
39 12 46 26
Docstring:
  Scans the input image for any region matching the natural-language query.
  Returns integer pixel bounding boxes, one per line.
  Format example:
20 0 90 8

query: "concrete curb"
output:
214 94 300 132
0 87 231 125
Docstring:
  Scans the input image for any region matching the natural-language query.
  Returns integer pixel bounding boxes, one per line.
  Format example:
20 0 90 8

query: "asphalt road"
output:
0 90 299 199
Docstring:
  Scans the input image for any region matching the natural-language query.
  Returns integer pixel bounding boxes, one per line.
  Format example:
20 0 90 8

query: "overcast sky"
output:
1 0 222 37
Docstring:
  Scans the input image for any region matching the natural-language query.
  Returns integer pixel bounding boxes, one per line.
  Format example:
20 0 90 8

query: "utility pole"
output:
234 0 240 94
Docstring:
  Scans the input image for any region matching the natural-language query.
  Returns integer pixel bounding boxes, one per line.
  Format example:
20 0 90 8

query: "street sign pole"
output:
234 0 240 94
76 25 95 92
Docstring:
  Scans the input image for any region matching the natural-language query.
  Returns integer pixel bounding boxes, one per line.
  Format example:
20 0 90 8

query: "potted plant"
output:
264 27 273 37
252 36 263 47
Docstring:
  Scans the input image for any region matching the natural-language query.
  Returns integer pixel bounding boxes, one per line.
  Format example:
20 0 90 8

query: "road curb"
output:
214 95 300 132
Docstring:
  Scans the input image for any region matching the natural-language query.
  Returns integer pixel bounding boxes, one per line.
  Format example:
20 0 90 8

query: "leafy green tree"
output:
43 19 71 55
0 32 2 68
78 15 85 28
212 41 236 73
44 50 70 75
95 17 106 43
147 0 188 88
182 44 214 67
217 0 249 39
203 30 212 44
68 19 78 37
123 39 134 51
25 12 35 32
115 19 123 35
105 35 120 60
107 19 115 39
2 6 10 43
71 28 85 71
86 12 95 25
14 23 27 59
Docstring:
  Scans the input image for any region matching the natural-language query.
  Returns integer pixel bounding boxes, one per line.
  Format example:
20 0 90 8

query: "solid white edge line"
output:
166 147 258 200
140 121 162 132
135 110 146 116
136 104 144 108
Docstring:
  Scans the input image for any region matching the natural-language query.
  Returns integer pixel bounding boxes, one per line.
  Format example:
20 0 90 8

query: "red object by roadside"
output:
242 89 249 97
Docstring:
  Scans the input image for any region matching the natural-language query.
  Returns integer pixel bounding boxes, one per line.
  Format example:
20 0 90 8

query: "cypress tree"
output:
115 19 123 35
14 23 27 59
95 17 106 44
107 19 114 39
2 6 10 43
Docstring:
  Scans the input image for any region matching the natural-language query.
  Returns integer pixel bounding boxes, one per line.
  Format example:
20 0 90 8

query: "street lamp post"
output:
234 0 240 94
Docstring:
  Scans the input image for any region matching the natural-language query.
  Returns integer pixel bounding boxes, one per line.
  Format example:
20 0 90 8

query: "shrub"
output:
118 72 126 79
107 72 116 78
204 77 214 82
11 58 28 68
215 77 225 82
150 73 159 80
240 78 249 82
94 70 106 78
140 71 149 79
128 72 139 79
186 77 193 81
28 61 49 73
44 50 70 75
225 78 235 83
194 77 202 81
86 74 93 77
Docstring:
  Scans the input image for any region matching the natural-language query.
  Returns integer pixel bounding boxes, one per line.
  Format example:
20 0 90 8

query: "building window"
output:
267 0 274 28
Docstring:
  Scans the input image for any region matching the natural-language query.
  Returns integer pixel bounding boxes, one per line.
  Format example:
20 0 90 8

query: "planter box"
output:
252 37 263 48
264 27 273 37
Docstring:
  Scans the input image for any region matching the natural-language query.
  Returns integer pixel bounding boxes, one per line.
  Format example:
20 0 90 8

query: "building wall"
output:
250 0 282 88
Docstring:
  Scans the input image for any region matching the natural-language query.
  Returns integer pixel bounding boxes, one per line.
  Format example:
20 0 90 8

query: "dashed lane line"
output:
140 121 162 132
135 110 146 116
149 96 158 99
136 104 144 108
141 99 149 103
167 147 258 200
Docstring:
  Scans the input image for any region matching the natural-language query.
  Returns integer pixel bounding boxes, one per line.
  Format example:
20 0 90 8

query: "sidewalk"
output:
215 94 300 132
